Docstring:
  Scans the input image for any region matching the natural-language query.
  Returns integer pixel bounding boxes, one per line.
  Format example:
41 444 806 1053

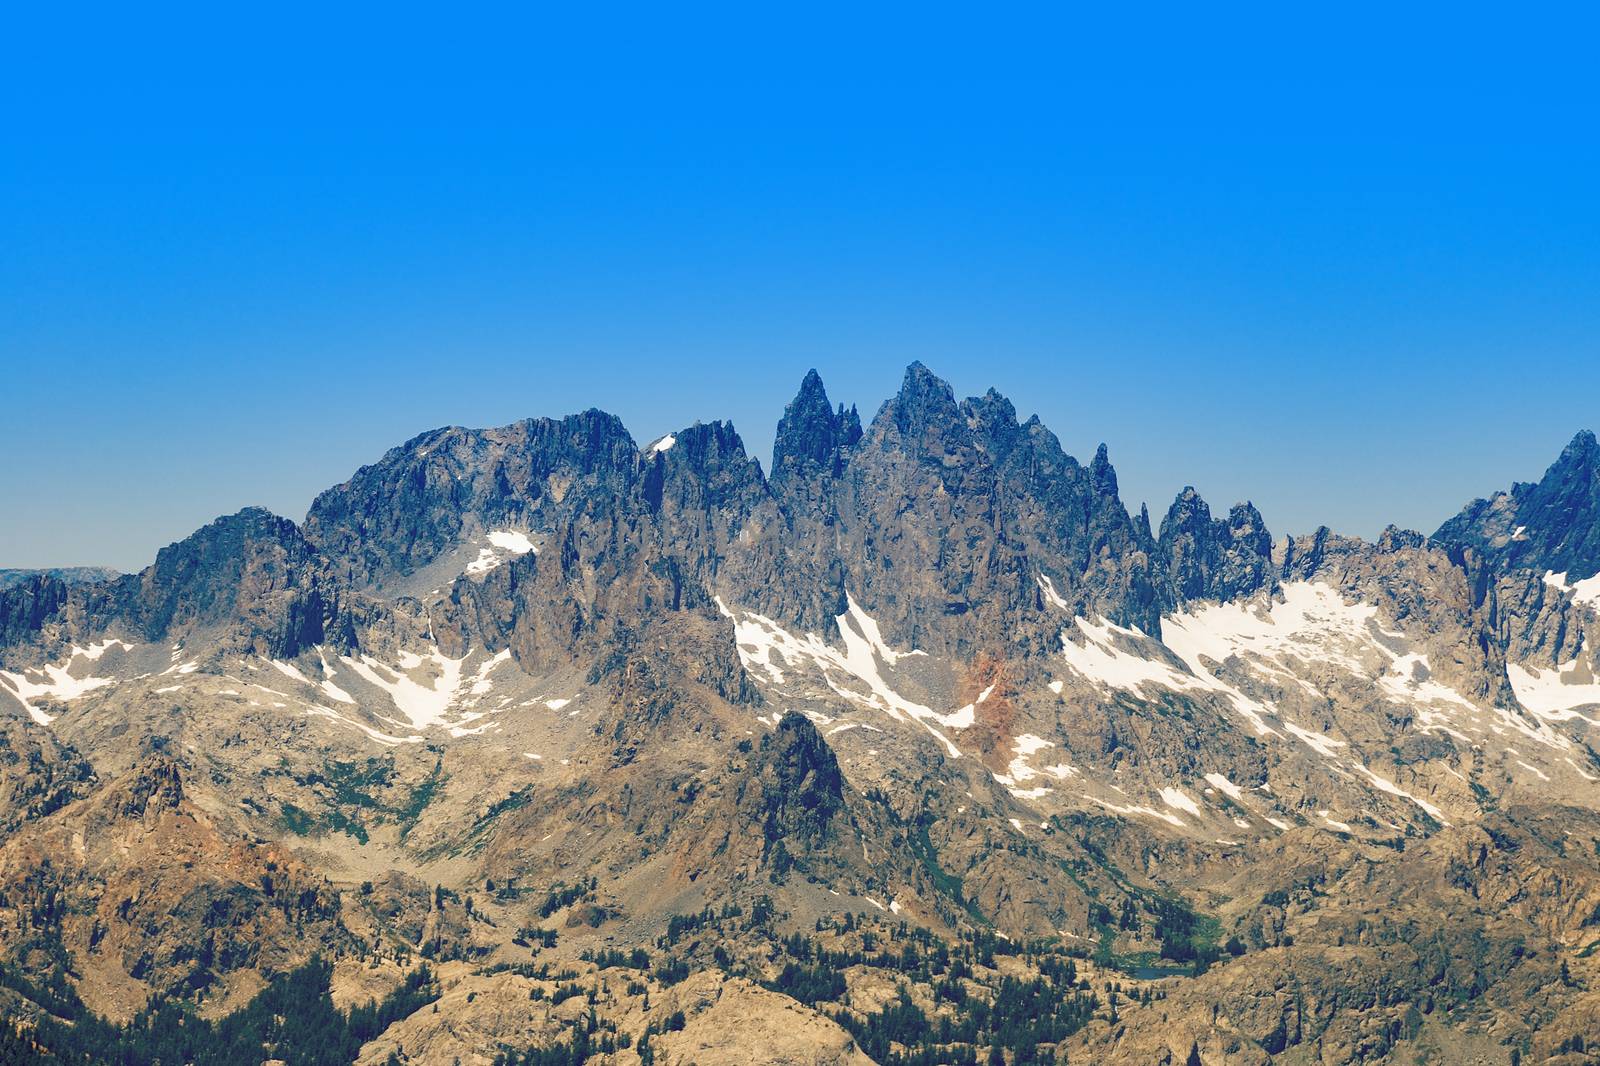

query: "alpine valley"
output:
3 364 1600 1066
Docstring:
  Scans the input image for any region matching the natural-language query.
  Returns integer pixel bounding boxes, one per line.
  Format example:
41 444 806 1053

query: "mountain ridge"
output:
2 364 1600 1063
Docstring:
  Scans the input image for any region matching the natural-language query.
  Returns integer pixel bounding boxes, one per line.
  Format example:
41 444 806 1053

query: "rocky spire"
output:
1090 443 1118 497
771 370 860 488
882 362 966 456
1159 489 1276 603
1159 488 1216 602
962 388 1024 463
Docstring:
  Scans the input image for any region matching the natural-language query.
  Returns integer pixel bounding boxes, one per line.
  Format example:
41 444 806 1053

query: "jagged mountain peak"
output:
1563 427 1599 460
0 567 119 592
1226 499 1268 533
796 366 828 402
1378 524 1426 552
107 506 336 653
771 370 861 488
649 419 748 460
961 389 1024 462
1089 442 1118 497
0 505 345 664
1434 428 1600 581
883 361 963 440
166 505 299 549
750 712 847 844
1158 487 1275 603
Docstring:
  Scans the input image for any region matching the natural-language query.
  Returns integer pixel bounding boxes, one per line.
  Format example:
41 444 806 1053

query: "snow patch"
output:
465 530 538 575
487 530 535 555
1084 795 1186 828
0 648 120 725
1319 811 1353 832
1068 611 1282 737
302 704 424 746
339 650 467 729
1037 573 1071 611
1510 660 1600 724
992 733 1074 793
1203 773 1244 801
1283 722 1347 759
1160 787 1202 817
718 594 965 757
1354 765 1448 823
1544 570 1600 608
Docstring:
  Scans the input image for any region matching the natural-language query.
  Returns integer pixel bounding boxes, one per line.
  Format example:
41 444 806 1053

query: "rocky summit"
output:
3 365 1600 1065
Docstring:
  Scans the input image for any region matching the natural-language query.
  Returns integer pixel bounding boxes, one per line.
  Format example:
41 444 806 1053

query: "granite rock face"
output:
0 574 71 648
742 364 1164 656
294 362 1170 669
2 508 364 662
1158 489 1277 604
1435 429 1600 580
303 410 643 588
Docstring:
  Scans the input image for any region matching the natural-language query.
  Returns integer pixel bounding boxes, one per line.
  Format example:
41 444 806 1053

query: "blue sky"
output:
4 6 1598 571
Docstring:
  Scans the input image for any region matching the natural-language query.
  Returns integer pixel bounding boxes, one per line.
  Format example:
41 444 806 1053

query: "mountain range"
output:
2 364 1599 1064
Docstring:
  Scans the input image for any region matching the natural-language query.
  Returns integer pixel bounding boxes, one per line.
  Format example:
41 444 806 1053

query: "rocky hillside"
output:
2 365 1599 1064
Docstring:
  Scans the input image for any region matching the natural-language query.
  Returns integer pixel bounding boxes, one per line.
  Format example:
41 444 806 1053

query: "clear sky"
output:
4 6 1598 572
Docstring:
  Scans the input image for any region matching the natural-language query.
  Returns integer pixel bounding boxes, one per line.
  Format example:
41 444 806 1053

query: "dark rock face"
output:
1 509 354 662
437 420 772 678
303 410 641 587
745 363 1163 656
1282 525 1516 705
665 708 893 890
103 754 185 824
1434 430 1600 580
746 713 847 855
105 508 338 656
306 362 1168 672
1427 430 1600 681
0 719 94 839
0 574 70 647
769 368 862 492
1158 490 1276 604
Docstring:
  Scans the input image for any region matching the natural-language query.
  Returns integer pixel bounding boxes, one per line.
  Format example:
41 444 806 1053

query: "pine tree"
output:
1186 1040 1203 1066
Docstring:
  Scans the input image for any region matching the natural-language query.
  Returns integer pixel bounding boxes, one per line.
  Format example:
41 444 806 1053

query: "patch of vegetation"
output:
273 755 446 844
911 818 990 926
397 761 446 836
765 961 846 1004
0 958 437 1066
537 879 596 919
278 801 370 844
586 948 650 970
492 1007 622 1066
